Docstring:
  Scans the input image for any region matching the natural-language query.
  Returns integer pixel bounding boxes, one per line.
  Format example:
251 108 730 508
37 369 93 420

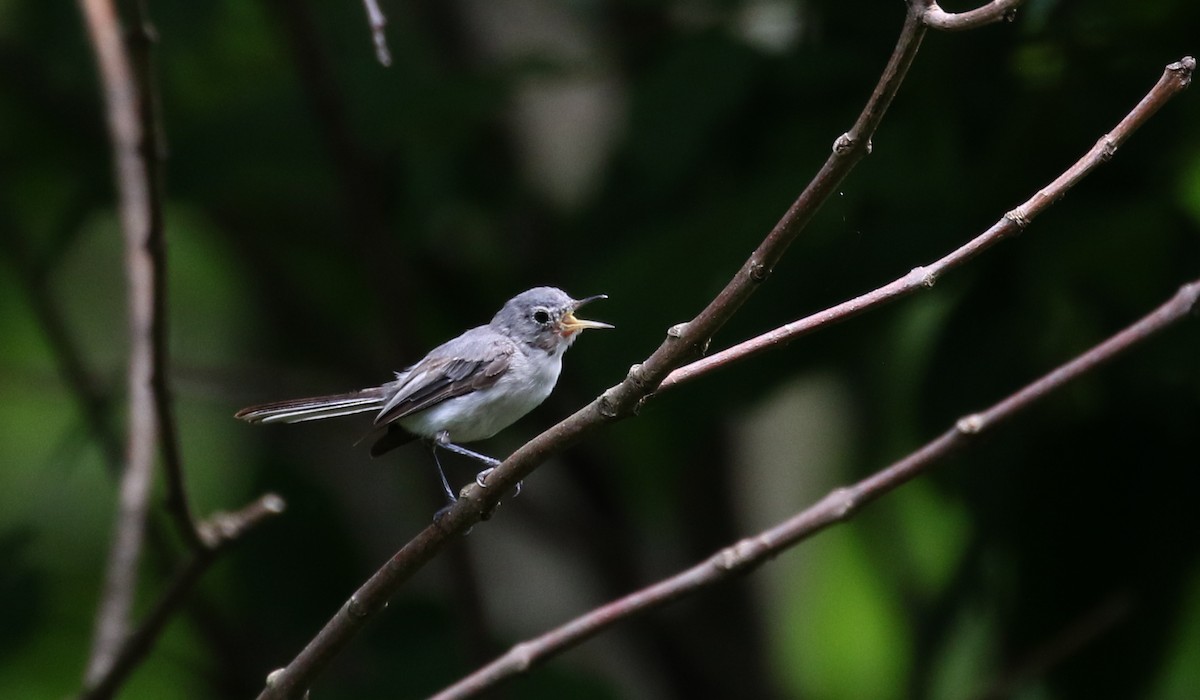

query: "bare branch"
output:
4 216 286 698
430 279 1200 700
257 6 937 697
265 0 417 354
974 593 1132 700
122 0 201 553
80 494 287 700
78 0 169 683
79 0 233 687
660 56 1196 392
462 0 930 538
362 0 393 66
918 0 1024 31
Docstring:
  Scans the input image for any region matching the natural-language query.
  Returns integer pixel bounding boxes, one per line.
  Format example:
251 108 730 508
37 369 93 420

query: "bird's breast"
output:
397 350 563 443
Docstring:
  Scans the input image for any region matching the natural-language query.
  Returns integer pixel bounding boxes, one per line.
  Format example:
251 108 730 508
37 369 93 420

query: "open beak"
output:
560 294 614 334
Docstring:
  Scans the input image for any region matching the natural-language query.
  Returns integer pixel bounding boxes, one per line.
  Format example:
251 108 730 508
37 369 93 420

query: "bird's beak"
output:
561 294 614 334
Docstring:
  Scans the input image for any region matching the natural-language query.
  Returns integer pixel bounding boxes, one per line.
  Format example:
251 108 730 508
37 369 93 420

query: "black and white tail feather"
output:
233 386 389 424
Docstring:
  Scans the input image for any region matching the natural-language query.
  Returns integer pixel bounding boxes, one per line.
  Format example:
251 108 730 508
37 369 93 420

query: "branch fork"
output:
258 4 1196 698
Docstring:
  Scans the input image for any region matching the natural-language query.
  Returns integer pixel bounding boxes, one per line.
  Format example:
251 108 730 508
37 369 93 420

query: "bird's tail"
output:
235 387 388 424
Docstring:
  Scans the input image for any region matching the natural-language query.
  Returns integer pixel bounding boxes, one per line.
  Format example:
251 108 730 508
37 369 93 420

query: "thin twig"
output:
73 0 300 693
430 278 1200 699
80 495 287 700
920 0 1024 31
659 56 1196 393
3 224 278 697
257 5 938 697
122 0 201 551
974 593 1132 700
265 0 416 354
80 0 229 689
3 215 281 695
78 0 169 684
362 0 392 66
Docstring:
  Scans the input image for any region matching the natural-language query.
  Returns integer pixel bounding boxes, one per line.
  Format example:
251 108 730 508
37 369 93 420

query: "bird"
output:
235 287 612 501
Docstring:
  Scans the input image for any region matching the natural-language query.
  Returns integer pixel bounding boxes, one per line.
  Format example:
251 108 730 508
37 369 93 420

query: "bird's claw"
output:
474 468 522 497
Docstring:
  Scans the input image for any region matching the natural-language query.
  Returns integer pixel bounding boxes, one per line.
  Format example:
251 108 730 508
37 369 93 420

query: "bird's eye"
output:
532 309 551 324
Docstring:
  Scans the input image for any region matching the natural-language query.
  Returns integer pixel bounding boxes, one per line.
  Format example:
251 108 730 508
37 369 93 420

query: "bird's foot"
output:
475 467 522 497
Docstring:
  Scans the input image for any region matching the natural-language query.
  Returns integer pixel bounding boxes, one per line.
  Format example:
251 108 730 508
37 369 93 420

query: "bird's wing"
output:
373 336 513 427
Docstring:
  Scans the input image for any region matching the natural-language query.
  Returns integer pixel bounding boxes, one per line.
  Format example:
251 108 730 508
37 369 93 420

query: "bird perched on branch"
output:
236 287 612 501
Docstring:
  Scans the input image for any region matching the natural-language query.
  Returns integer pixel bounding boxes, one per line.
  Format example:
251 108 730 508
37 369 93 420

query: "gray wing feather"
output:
374 338 512 427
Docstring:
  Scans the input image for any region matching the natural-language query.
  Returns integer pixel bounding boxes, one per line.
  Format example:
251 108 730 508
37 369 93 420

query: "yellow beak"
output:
560 294 614 334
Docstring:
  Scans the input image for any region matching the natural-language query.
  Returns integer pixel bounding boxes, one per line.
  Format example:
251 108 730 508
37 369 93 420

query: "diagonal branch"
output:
361 0 392 66
79 494 287 700
919 0 1024 31
464 0 944 502
3 217 284 699
256 4 947 697
659 56 1196 393
3 209 287 699
430 277 1200 700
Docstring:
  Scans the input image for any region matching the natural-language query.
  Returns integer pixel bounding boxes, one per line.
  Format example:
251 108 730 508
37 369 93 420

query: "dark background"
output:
1 0 1198 698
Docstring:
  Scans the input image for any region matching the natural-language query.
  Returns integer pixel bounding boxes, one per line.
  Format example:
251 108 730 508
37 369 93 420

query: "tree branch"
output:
429 277 1200 699
974 593 1132 700
79 494 287 700
4 218 283 698
919 0 1024 31
80 0 200 553
265 0 417 355
257 4 942 697
659 56 1196 393
362 0 392 66
78 0 175 684
3 209 288 698
122 0 201 553
80 0 268 691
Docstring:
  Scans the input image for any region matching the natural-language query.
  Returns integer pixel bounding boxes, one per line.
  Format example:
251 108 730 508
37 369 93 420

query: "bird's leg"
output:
426 441 457 504
433 431 501 467
433 431 521 496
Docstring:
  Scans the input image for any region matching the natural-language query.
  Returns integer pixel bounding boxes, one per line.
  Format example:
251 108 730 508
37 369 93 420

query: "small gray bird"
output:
235 287 612 501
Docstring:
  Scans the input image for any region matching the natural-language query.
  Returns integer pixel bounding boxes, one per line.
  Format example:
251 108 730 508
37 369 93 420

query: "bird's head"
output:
493 287 613 353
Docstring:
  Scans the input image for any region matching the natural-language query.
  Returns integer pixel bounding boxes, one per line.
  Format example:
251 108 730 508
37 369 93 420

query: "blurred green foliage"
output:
1 0 1198 698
